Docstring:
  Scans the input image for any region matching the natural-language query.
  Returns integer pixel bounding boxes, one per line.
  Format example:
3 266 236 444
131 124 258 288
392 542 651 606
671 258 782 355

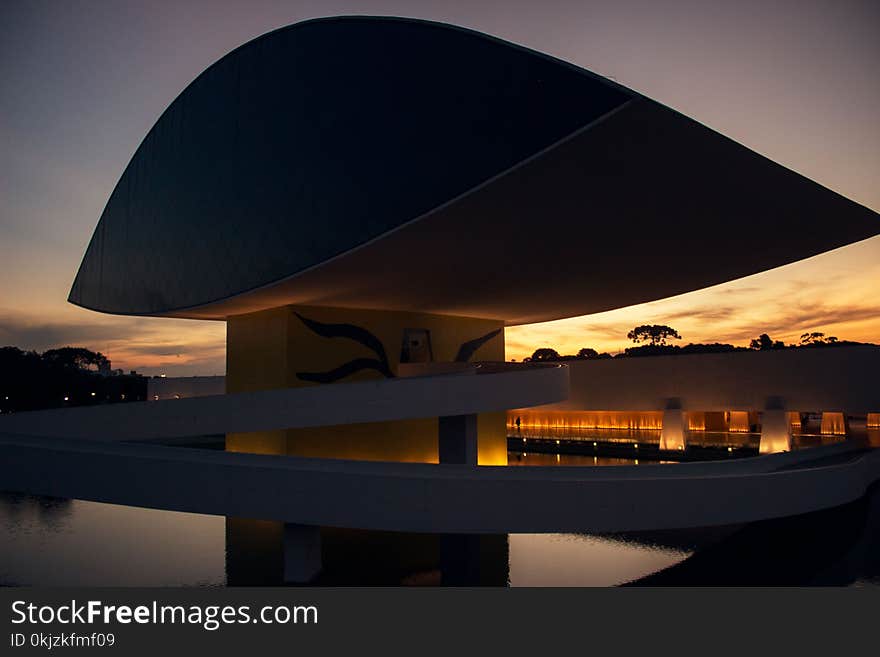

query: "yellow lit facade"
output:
226 304 507 465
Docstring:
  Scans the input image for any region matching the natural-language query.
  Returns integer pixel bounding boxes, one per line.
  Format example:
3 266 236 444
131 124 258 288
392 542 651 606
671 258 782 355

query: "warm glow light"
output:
508 410 664 431
728 411 751 432
660 408 686 451
758 409 793 454
820 412 848 435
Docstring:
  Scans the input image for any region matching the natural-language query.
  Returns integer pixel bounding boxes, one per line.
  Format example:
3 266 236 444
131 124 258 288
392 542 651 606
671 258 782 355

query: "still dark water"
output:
2 452 879 586
0 492 693 587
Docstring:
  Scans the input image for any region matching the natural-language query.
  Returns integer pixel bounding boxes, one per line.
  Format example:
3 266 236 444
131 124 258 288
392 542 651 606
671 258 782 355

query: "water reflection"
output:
0 493 224 586
1 479 878 586
509 425 854 451
509 534 690 586
0 492 73 533
626 488 880 586
509 452 669 466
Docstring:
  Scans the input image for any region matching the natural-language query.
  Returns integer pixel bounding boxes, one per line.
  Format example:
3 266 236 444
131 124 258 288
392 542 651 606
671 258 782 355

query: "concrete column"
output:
283 523 322 583
820 411 849 436
760 401 792 454
660 400 686 451
439 414 478 465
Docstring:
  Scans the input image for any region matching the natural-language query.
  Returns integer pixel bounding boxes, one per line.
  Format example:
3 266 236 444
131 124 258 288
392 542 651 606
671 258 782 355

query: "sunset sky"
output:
1 0 878 375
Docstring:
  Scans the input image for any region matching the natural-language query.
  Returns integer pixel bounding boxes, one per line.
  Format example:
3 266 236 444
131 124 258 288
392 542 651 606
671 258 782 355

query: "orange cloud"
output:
4 238 878 374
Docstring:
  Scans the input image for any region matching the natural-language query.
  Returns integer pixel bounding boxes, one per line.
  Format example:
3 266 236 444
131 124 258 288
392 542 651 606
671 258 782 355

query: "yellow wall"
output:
225 307 288 454
226 304 507 464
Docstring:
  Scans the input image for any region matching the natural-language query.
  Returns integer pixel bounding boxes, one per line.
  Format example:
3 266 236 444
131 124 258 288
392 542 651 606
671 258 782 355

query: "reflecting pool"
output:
2 477 878 586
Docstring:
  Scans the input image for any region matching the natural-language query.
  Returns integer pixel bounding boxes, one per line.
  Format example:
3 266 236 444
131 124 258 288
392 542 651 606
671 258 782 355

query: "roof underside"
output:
69 16 879 323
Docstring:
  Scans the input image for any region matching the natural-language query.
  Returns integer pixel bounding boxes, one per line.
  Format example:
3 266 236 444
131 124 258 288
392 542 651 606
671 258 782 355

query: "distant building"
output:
147 376 225 401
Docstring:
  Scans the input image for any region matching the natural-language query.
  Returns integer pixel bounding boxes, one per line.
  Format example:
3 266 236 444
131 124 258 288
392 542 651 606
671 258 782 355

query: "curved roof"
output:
69 16 879 323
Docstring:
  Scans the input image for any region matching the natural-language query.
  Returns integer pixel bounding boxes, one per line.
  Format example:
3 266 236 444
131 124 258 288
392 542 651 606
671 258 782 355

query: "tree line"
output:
522 325 867 362
0 346 146 414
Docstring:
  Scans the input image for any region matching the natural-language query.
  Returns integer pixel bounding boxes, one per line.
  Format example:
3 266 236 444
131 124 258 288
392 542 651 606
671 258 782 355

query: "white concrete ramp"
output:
1 360 878 533
0 431 876 533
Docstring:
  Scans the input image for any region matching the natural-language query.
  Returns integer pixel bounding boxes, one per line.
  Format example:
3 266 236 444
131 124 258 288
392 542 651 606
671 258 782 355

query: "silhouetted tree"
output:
530 348 560 362
799 332 839 346
41 347 109 371
627 324 682 346
576 347 599 359
749 333 786 350
0 345 144 413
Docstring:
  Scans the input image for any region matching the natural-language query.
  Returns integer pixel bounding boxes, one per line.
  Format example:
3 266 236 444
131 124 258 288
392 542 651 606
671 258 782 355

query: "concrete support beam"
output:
2 431 875 534
283 523 322 583
439 414 478 465
660 401 686 451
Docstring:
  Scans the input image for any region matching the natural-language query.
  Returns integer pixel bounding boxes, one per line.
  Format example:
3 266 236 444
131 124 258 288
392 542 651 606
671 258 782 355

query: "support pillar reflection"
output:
440 534 509 585
283 523 323 583
225 517 283 585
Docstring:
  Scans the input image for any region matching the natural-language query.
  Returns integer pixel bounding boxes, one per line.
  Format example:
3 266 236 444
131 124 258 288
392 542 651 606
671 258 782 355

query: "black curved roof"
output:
69 16 632 315
70 16 878 322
